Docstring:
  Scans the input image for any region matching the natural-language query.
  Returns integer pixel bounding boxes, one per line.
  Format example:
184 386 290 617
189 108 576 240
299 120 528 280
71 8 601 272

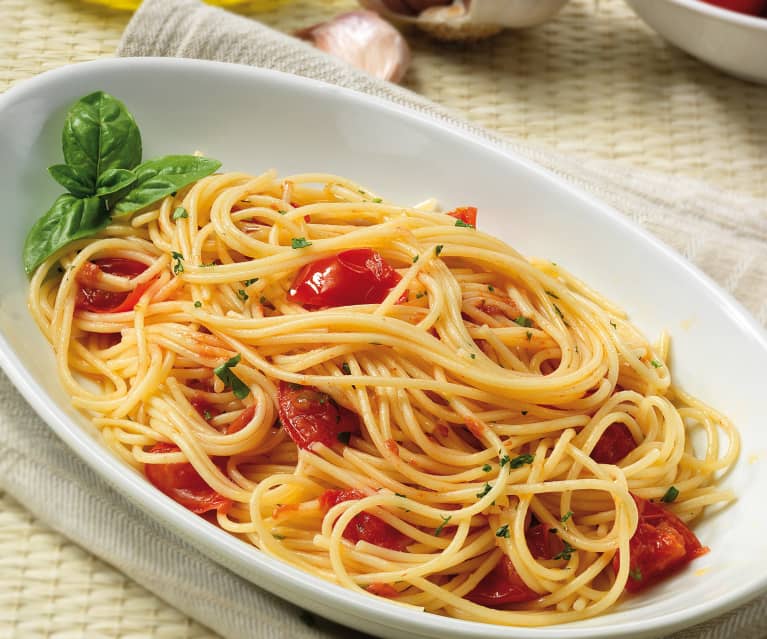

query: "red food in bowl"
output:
700 0 767 15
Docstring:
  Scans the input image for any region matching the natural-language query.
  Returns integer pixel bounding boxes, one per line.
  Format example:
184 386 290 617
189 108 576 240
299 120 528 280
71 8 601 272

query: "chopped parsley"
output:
277 209 287 215
525 330 533 341
172 206 188 220
237 289 249 302
553 541 575 561
337 431 351 445
435 515 451 537
629 567 643 582
561 511 573 523
272 533 285 540
521 410 528 416
661 486 679 503
243 278 259 286
412 255 419 263
495 524 510 538
203 410 212 421
499 453 511 468
372 197 383 203
476 483 492 499
193 300 202 308
482 463 492 472
291 237 312 249
415 291 427 299
470 353 476 360
171 251 184 275
341 362 352 375
509 454 535 469
487 285 494 292
213 353 250 400
455 219 474 228
651 359 663 368
395 493 406 498
513 316 533 328
435 245 444 256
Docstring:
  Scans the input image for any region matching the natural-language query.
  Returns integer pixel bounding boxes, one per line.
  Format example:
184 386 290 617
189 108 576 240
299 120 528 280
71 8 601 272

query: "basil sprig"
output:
23 91 221 274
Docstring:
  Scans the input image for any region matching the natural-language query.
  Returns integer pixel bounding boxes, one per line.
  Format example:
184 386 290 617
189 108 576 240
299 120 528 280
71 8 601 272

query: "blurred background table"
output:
0 0 765 637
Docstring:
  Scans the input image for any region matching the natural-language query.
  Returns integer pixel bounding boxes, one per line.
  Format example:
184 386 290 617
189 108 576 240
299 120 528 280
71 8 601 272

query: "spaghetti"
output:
28 170 739 625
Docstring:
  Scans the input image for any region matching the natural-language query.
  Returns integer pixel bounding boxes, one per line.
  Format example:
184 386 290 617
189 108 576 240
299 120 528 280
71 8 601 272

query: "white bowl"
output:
1 57 766 639
624 0 767 83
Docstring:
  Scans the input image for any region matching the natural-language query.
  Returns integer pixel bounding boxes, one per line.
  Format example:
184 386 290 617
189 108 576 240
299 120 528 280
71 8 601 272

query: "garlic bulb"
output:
296 10 411 83
360 0 571 41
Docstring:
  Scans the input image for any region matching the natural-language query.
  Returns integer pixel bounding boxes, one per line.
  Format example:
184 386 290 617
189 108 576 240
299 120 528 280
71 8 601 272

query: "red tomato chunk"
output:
145 442 231 515
467 522 559 607
288 248 401 308
447 206 477 227
319 488 409 551
616 494 708 593
590 423 637 464
467 556 539 606
277 381 360 450
75 257 152 313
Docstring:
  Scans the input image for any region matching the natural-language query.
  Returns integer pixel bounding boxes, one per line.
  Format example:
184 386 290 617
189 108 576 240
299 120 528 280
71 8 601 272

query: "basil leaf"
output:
96 168 137 198
48 164 94 198
62 91 142 185
112 155 221 217
23 195 109 274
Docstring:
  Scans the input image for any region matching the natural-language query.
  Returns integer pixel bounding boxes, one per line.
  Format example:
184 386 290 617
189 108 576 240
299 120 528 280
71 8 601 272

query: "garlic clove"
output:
296 10 411 84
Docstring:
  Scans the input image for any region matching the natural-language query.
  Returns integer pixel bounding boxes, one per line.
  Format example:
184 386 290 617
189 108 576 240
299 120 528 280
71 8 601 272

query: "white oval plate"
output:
0 58 765 639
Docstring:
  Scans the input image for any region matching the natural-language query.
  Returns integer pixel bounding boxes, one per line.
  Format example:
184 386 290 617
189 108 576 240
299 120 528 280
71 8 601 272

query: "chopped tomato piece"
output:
190 395 221 422
447 206 477 227
288 248 401 308
227 404 255 434
616 494 708 593
144 442 231 515
277 381 360 450
591 423 637 464
75 257 152 313
319 488 409 551
526 523 563 560
367 583 399 598
466 556 539 606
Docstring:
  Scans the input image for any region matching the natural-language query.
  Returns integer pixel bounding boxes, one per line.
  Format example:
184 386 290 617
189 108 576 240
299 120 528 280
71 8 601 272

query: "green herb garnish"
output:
171 251 184 275
513 317 533 328
435 245 444 256
193 300 202 308
172 206 188 220
237 289 249 302
243 278 259 286
651 359 663 368
482 464 492 472
509 454 535 469
661 486 679 503
214 353 250 400
495 524 510 538
553 541 575 561
291 237 312 249
476 483 492 499
455 219 474 228
435 515 451 537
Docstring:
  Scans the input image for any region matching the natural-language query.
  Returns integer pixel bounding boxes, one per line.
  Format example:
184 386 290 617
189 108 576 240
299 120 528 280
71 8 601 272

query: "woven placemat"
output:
1 0 766 637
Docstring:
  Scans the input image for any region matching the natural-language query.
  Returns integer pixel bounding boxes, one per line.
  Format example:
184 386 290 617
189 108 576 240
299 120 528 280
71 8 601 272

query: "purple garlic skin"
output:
297 10 412 84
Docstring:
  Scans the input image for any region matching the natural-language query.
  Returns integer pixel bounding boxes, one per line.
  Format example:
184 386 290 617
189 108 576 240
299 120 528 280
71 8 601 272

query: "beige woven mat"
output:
1 0 766 637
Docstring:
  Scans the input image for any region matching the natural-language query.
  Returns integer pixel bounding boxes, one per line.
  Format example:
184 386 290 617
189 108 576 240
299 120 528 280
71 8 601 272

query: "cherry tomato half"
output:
447 206 477 227
277 381 360 450
466 556 539 606
616 494 708 593
288 248 401 308
590 423 637 465
319 488 409 551
75 257 152 313
144 442 231 515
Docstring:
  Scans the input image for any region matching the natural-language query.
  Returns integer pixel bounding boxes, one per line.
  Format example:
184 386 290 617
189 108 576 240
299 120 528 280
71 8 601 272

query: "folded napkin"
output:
1 1 766 638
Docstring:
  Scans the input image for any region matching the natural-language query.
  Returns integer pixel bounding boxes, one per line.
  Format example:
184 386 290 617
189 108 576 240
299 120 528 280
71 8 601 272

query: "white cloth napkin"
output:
0 1 766 638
